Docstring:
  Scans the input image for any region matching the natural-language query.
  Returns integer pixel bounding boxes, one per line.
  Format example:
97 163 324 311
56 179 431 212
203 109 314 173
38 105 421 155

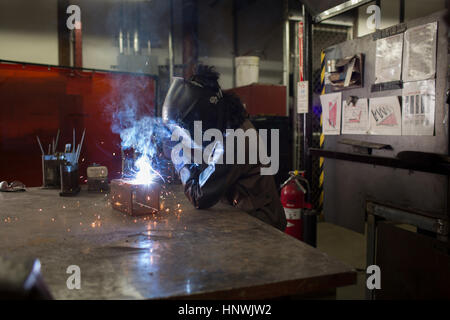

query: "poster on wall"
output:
375 33 404 84
320 92 342 135
368 96 402 135
402 22 437 82
342 98 369 135
402 79 435 136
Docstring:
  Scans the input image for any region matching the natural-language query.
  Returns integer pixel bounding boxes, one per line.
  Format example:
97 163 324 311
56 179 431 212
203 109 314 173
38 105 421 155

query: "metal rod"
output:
76 144 81 163
36 136 44 155
77 129 86 161
55 129 60 152
52 138 55 154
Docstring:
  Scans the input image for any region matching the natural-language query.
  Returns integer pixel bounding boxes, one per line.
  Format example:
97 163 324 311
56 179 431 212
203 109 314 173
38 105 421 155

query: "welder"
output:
161 65 286 230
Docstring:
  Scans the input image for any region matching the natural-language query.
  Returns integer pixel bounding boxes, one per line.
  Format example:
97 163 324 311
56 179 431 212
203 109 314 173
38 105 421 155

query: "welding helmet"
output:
162 77 224 134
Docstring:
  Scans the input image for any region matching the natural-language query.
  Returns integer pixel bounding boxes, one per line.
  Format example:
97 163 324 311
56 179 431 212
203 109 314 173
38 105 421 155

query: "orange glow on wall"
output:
0 62 156 187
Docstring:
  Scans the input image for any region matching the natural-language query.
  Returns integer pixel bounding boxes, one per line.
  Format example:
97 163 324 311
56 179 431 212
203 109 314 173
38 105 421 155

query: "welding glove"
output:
169 125 197 172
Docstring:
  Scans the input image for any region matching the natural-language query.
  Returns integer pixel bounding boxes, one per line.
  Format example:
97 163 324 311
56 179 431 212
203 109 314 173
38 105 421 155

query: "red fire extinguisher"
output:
281 170 310 240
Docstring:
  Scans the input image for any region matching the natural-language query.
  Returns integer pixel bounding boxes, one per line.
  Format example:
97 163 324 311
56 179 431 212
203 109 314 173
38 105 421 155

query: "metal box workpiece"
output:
110 179 160 216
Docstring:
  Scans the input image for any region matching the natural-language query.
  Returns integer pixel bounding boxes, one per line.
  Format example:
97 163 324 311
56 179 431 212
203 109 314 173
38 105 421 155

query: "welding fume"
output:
112 65 286 229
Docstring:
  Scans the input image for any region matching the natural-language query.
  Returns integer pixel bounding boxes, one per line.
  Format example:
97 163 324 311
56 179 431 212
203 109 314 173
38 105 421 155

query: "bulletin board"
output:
321 11 448 233
0 61 157 187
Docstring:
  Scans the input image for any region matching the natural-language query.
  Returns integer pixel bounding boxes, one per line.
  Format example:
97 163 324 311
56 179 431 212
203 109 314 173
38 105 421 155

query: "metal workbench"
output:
0 186 355 299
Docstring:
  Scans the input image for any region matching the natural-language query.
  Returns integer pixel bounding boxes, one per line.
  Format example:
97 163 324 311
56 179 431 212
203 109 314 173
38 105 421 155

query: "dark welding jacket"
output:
178 119 287 231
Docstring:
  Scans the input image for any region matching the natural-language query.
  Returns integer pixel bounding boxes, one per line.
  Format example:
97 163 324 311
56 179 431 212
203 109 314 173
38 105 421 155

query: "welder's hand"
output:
168 125 198 173
161 138 177 160
170 145 192 173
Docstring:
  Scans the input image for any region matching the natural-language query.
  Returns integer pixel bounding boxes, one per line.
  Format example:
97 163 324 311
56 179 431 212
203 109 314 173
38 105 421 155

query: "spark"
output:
128 155 164 185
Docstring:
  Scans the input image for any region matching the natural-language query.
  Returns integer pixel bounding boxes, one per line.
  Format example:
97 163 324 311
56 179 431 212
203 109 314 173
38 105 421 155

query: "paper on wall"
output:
297 81 308 113
320 92 342 135
375 33 403 84
402 22 437 82
368 96 402 135
402 79 435 136
342 98 369 135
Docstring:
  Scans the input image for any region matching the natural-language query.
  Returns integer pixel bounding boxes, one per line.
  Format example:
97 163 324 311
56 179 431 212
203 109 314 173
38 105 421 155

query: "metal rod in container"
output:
36 136 44 155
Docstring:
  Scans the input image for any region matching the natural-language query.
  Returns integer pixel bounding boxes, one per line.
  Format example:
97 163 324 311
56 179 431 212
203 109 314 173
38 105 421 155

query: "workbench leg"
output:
366 213 376 300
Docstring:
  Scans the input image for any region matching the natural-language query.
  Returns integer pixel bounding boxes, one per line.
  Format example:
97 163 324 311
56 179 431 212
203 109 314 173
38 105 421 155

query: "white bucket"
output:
235 56 260 87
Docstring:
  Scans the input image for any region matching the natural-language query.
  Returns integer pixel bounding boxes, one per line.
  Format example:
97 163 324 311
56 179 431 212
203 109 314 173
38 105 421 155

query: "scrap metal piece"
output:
87 165 109 193
110 179 160 216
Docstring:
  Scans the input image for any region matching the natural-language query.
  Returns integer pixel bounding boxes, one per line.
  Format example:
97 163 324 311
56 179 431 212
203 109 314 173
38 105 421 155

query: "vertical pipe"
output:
119 29 124 54
293 21 299 169
303 6 313 188
57 0 71 66
399 0 405 23
282 21 290 117
282 0 290 116
182 0 198 79
134 30 139 55
69 30 74 67
301 6 306 173
366 213 376 300
119 2 124 55
74 22 82 68
168 0 175 84
232 0 238 88
134 2 140 55
127 32 130 55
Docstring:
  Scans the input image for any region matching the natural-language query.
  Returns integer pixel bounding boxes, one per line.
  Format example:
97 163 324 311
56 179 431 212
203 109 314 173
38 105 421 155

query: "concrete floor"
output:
317 222 367 300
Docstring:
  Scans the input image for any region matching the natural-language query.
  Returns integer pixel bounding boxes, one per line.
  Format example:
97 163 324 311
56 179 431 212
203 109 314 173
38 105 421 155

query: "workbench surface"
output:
0 186 356 299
